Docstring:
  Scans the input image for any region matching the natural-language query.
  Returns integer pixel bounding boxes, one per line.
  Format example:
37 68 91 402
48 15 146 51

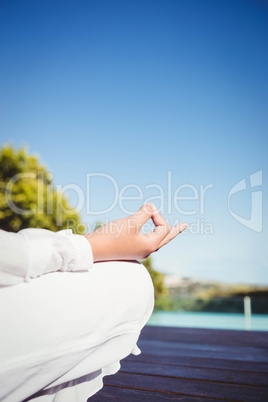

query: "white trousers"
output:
0 261 154 402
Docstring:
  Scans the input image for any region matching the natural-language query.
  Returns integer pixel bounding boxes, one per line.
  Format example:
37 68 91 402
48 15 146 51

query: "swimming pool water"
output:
147 311 268 331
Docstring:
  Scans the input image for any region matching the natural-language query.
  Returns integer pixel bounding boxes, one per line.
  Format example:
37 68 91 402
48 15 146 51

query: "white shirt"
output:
0 228 154 401
0 229 93 286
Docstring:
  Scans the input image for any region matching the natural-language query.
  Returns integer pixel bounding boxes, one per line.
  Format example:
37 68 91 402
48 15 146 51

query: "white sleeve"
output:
0 228 93 287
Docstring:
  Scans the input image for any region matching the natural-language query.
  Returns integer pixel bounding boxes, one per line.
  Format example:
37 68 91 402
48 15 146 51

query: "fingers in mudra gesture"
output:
85 203 188 262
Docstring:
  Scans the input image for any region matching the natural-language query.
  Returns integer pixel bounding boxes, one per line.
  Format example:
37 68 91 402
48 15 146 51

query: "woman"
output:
0 203 188 401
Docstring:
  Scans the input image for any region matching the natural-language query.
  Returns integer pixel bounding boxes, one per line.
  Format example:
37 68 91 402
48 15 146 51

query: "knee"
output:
126 260 155 328
92 259 155 328
135 260 154 295
124 260 154 295
139 261 155 324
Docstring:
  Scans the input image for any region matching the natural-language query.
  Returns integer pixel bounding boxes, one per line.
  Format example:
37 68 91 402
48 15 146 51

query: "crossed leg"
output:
0 260 154 402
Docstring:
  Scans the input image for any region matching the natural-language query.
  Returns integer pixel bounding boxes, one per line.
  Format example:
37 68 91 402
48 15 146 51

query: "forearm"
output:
0 229 93 286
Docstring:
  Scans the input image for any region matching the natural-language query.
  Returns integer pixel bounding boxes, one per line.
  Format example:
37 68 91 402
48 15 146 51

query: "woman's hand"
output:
84 203 188 262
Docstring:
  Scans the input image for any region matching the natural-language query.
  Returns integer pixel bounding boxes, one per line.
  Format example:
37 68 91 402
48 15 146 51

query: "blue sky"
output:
1 0 267 284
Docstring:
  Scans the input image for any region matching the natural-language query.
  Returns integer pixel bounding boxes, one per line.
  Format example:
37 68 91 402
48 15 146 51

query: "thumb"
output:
145 221 171 250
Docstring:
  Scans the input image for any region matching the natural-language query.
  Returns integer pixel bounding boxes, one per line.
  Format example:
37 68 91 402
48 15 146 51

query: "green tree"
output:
142 256 167 298
0 145 82 233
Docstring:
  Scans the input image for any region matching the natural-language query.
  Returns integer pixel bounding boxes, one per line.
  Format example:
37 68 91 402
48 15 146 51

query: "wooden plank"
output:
144 326 268 345
89 386 212 401
144 337 268 359
89 326 268 400
142 326 268 348
104 372 268 401
136 339 268 363
120 360 268 386
126 352 268 373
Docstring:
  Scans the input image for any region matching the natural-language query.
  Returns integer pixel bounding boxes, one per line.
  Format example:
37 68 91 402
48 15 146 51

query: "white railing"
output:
244 296 252 330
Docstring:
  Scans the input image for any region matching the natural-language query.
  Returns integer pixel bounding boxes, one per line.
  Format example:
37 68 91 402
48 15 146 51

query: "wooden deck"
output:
90 325 268 401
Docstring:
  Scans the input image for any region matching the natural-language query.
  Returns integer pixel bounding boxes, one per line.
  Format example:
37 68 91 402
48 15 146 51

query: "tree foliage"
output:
0 145 168 297
0 145 82 232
